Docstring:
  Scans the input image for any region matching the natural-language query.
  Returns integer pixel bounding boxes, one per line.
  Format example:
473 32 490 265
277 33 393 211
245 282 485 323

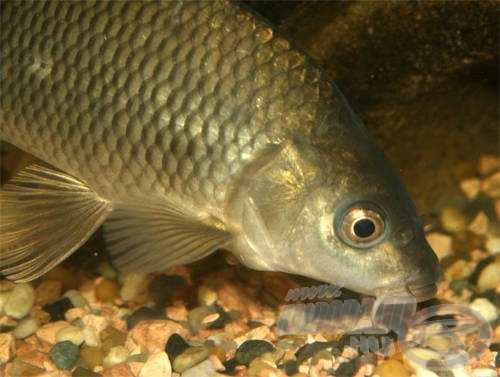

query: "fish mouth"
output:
406 282 437 302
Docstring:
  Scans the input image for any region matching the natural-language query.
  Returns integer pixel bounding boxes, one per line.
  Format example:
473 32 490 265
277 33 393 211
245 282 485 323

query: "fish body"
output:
0 1 439 300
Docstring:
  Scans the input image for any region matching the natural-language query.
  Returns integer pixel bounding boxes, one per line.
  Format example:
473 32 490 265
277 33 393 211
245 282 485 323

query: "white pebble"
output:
198 285 218 307
139 351 172 377
444 259 472 281
459 177 481 200
120 273 149 301
485 237 500 254
425 232 453 260
103 345 130 368
55 325 84 346
478 155 500 176
469 298 498 323
440 207 467 233
63 289 89 307
5 283 36 319
83 327 100 347
468 212 489 236
452 366 474 377
472 368 498 377
416 368 439 377
181 356 225 377
0 291 12 315
480 171 500 199
476 260 500 291
13 316 40 339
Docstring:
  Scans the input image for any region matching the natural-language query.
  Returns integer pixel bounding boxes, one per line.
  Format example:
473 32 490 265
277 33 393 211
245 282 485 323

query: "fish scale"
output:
0 0 439 301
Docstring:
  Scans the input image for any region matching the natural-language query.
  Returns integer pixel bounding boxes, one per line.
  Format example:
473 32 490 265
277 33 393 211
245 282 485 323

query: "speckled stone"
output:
173 346 210 372
4 283 36 319
0 332 15 364
126 319 189 354
48 340 80 370
234 339 275 366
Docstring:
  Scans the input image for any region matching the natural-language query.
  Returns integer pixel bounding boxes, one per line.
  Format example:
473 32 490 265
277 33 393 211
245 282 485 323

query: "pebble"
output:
36 321 71 345
72 366 102 377
235 339 275 366
95 278 120 302
476 259 500 290
102 363 134 377
0 290 12 315
165 333 190 362
0 332 15 364
181 356 225 377
452 230 484 255
36 280 63 305
100 325 127 354
126 306 165 329
415 368 439 377
147 274 187 305
459 177 481 200
426 336 451 351
198 285 218 306
120 273 149 302
187 306 219 333
125 319 189 354
103 345 130 368
444 259 472 280
80 346 105 370
139 351 172 377
43 297 74 321
485 237 500 254
478 155 500 176
6 359 45 377
471 368 498 377
440 206 467 234
425 232 453 260
480 171 500 198
165 302 188 321
4 283 36 319
373 359 409 377
469 298 498 322
173 346 210 372
63 289 89 308
48 340 80 370
295 341 339 364
469 212 490 236
13 316 40 339
55 325 84 346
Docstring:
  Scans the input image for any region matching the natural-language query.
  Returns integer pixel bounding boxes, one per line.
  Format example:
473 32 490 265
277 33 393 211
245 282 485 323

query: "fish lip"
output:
406 281 437 302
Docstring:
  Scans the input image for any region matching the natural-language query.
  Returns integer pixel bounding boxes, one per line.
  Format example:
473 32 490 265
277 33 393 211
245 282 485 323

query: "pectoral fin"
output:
0 165 111 282
104 198 232 274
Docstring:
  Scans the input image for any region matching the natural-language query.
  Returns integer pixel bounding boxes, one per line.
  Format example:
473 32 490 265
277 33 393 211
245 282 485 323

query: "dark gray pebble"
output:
126 306 165 329
49 340 80 370
358 353 377 365
295 341 340 364
223 357 237 375
165 333 190 362
234 339 275 366
334 357 360 377
449 279 472 294
43 297 74 321
72 366 102 377
468 255 495 285
148 274 187 306
278 359 298 375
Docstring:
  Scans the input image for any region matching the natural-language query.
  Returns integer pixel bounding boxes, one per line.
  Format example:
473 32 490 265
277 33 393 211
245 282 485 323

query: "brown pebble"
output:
126 319 189 354
0 333 15 364
452 230 485 255
373 359 409 377
35 321 69 345
425 232 453 260
102 362 135 377
100 325 127 354
459 177 481 200
480 171 500 198
439 206 467 234
95 278 120 302
209 345 226 363
478 155 500 176
80 346 105 370
36 280 63 305
42 266 78 291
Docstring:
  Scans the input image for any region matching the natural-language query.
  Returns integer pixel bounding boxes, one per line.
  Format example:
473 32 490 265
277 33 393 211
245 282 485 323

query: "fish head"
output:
227 107 440 302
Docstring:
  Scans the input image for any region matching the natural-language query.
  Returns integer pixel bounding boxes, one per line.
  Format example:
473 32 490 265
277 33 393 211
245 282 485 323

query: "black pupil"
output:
353 218 376 238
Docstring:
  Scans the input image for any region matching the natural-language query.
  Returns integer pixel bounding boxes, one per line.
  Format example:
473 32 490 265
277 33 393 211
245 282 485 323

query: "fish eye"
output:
336 203 386 248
